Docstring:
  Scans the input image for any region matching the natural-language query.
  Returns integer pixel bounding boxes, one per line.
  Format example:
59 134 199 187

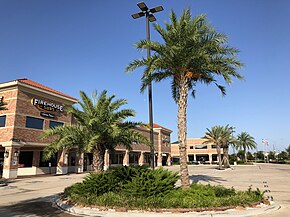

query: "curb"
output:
55 197 281 217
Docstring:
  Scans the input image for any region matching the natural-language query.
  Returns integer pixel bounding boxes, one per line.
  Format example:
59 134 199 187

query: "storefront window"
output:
0 115 6 127
19 151 33 167
86 153 93 165
39 152 57 167
129 152 139 164
49 121 64 128
111 152 124 164
188 155 194 161
195 145 208 149
69 152 76 166
144 153 150 164
25 116 44 130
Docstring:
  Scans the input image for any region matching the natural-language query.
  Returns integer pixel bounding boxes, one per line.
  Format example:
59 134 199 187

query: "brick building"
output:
0 79 171 179
171 138 223 164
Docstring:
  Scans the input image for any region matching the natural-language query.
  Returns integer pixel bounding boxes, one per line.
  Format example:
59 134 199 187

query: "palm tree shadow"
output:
189 175 226 184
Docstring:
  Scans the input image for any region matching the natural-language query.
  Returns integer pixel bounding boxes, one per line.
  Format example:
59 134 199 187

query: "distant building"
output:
0 79 172 179
171 138 223 164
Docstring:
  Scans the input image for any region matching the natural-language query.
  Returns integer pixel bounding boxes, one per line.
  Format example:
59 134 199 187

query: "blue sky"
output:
0 0 289 153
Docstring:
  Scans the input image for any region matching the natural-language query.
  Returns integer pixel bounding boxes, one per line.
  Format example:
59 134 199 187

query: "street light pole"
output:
131 2 163 169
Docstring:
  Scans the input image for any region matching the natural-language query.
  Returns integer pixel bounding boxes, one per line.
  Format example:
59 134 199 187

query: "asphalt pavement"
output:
0 164 289 217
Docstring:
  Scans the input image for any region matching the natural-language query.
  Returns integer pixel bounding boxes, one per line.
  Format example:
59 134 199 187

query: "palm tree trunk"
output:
244 148 247 163
177 76 190 188
223 147 230 168
92 145 105 172
217 145 222 170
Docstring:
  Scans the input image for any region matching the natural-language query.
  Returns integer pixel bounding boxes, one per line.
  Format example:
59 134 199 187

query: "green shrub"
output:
64 172 120 197
212 185 236 197
109 165 148 184
123 168 179 198
64 166 263 210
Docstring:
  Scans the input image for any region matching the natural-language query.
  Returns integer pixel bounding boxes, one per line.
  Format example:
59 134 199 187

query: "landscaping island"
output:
62 166 265 212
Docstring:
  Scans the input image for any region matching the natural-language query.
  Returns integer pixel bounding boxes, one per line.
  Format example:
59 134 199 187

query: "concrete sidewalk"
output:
0 173 87 206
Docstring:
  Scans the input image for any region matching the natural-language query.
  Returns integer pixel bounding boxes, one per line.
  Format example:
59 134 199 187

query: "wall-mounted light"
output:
14 150 19 158
65 153 69 158
4 150 9 158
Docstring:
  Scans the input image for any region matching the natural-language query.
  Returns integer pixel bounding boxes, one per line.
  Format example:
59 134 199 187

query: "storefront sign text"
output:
40 112 55 119
32 98 64 112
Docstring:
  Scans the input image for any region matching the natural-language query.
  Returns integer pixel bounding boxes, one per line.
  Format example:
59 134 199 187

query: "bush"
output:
109 165 148 184
65 166 179 199
64 171 120 197
64 167 263 210
122 168 179 198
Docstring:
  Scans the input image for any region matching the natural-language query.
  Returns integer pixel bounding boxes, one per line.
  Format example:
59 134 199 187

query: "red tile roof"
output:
147 123 172 132
17 78 78 101
152 123 163 128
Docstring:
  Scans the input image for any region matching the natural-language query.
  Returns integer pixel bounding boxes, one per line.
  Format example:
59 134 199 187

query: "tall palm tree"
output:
203 125 226 170
41 90 148 172
236 132 257 163
126 9 243 188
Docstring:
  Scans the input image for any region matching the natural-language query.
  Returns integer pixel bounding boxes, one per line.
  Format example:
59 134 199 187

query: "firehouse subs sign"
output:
31 98 64 112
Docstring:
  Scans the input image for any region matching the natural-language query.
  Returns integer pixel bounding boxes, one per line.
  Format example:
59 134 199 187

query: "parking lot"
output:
0 163 289 216
168 163 290 217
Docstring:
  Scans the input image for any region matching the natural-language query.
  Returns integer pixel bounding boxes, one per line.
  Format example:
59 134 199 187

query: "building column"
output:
104 150 110 171
123 150 129 166
32 151 40 167
157 153 162 167
209 154 213 165
139 152 144 166
2 146 20 179
167 153 171 166
56 149 68 175
75 153 84 173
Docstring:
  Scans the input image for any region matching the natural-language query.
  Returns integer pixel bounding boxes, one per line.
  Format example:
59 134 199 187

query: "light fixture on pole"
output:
131 2 163 169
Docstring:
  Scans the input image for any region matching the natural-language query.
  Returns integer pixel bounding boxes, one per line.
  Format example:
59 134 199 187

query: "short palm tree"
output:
41 90 148 172
236 132 257 163
220 125 236 168
126 9 243 187
203 125 227 170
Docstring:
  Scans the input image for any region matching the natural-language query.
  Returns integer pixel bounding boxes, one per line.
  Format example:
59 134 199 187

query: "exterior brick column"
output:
209 154 213 165
123 150 129 166
2 146 20 179
104 150 110 171
32 151 40 167
75 153 84 173
157 153 162 167
167 153 171 166
139 151 144 166
56 149 68 175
